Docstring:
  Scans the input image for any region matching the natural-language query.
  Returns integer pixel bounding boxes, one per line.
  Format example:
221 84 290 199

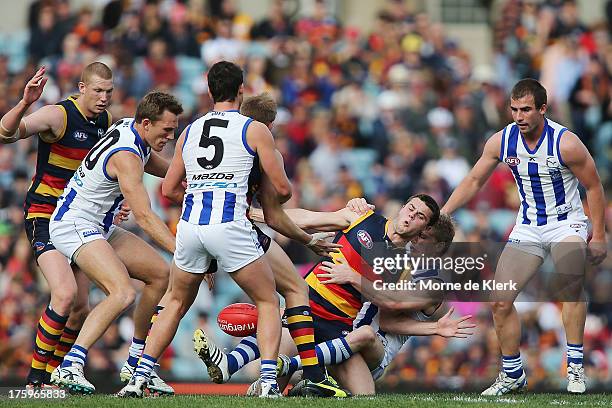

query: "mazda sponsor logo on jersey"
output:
357 230 373 249
192 172 234 180
73 131 88 141
504 156 520 166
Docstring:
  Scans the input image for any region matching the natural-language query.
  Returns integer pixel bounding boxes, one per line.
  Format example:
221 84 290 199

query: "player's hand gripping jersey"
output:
306 211 405 328
52 119 150 231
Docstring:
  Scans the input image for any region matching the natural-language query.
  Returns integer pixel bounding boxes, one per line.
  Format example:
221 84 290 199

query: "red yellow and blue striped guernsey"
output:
24 96 110 219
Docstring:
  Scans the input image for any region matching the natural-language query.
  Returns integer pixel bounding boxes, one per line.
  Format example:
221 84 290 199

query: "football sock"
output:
29 305 68 382
134 354 157 381
260 359 278 387
567 343 584 367
285 305 324 383
127 337 145 367
289 337 353 373
227 335 259 375
502 353 524 379
61 344 88 368
46 326 78 376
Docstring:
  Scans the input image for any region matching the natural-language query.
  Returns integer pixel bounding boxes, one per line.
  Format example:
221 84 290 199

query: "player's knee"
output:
152 266 170 291
351 326 377 348
281 278 308 303
51 286 77 315
167 294 190 317
491 301 513 315
112 287 137 310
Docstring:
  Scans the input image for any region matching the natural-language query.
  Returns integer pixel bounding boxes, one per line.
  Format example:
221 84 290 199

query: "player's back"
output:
52 118 150 231
500 118 586 226
181 110 254 225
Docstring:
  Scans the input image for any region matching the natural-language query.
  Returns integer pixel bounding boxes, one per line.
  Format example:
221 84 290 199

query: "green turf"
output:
2 393 612 407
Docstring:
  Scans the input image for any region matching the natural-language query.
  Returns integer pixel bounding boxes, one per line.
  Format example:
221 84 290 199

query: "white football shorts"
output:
174 218 264 274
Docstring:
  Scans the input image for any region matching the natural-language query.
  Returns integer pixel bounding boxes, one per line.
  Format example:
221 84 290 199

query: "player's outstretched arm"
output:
560 132 608 264
258 171 341 256
109 151 176 253
251 206 362 232
1 66 64 143
379 306 475 338
145 151 171 178
441 131 502 214
246 121 292 203
162 130 187 204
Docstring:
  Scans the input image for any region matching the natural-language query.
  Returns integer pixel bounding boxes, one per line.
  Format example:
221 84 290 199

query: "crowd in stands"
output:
0 0 611 390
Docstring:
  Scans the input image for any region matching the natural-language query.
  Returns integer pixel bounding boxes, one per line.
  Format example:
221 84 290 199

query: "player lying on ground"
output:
193 93 349 397
197 212 474 395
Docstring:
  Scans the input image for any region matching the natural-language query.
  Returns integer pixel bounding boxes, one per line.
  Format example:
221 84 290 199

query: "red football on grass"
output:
217 303 258 337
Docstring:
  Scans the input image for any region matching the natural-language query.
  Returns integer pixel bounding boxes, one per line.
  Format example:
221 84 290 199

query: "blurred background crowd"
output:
0 0 611 392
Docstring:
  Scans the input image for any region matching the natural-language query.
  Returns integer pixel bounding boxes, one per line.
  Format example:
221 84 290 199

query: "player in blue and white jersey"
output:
119 61 292 398
442 78 607 395
49 92 183 394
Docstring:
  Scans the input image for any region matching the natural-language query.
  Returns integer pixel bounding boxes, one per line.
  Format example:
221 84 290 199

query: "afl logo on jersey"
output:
74 131 88 141
357 230 373 249
505 156 520 166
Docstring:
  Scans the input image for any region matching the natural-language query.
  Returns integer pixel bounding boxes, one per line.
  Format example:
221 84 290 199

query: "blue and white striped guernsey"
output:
181 110 255 225
499 118 586 227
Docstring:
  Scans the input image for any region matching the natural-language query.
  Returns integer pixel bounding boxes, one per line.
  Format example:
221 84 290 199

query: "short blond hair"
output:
81 62 112 84
240 93 277 125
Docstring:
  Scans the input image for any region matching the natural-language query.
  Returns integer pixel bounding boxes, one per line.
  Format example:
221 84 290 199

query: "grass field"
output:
2 393 612 407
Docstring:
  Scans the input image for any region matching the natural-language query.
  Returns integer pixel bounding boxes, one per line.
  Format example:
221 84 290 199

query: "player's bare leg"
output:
328 354 375 395
51 240 136 394
278 325 381 394
231 256 282 396
119 262 202 397
482 247 542 396
552 236 588 393
27 251 77 386
45 269 90 379
110 228 172 394
265 241 350 397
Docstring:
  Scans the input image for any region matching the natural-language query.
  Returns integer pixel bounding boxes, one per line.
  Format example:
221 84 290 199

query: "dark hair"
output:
240 93 277 125
207 61 244 103
511 78 547 109
135 91 183 123
430 213 455 255
81 61 113 83
407 193 440 227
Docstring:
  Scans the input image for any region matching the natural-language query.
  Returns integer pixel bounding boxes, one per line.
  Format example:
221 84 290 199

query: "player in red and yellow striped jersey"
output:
286 195 440 342
1 63 112 387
